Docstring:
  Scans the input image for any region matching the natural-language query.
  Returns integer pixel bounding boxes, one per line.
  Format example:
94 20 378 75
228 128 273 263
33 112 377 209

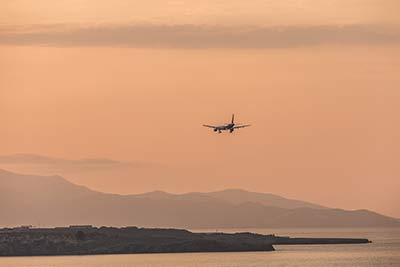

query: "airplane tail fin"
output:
231 114 235 124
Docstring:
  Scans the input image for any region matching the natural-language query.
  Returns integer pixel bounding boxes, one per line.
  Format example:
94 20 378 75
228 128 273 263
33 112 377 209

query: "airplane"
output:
203 114 251 133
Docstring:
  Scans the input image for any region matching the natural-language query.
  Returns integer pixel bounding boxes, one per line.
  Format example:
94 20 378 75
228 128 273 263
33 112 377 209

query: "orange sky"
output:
1 0 400 25
0 1 399 217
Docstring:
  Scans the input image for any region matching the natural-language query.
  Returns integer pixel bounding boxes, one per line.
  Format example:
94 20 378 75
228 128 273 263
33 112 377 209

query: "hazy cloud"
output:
0 24 399 48
0 154 147 172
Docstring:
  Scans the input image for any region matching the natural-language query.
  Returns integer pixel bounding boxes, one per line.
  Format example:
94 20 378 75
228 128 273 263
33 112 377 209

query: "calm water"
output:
1 228 399 267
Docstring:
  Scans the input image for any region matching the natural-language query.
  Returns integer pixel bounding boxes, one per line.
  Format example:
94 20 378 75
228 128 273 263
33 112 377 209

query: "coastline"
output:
0 226 371 257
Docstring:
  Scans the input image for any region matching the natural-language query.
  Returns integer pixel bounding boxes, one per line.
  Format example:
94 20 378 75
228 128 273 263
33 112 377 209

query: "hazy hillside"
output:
1 169 399 228
133 189 325 209
206 189 327 209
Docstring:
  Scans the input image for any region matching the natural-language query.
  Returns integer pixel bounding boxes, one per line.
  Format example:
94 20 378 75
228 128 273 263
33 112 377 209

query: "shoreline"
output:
0 226 371 257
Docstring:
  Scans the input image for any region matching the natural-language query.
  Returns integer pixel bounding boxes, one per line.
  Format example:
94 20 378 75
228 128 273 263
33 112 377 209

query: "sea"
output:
1 228 399 267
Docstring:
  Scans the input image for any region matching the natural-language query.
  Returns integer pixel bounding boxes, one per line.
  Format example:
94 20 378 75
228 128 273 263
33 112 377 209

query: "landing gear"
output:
218 130 222 133
230 129 234 133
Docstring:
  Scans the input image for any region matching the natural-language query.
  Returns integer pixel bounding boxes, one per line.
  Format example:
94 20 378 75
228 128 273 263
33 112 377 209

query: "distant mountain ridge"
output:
134 188 326 210
1 169 399 228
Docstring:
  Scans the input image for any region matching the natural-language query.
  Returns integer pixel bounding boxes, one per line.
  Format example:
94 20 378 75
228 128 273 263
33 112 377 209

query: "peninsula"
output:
0 226 371 256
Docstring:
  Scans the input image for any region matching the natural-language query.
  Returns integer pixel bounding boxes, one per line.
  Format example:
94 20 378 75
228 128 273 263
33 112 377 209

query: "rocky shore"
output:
0 226 370 256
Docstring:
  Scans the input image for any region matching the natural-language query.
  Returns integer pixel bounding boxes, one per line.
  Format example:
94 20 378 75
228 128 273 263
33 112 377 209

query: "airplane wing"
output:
203 124 217 129
234 124 251 129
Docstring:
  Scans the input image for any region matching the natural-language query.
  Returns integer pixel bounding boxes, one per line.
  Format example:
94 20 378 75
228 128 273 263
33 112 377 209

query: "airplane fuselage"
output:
214 123 235 132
